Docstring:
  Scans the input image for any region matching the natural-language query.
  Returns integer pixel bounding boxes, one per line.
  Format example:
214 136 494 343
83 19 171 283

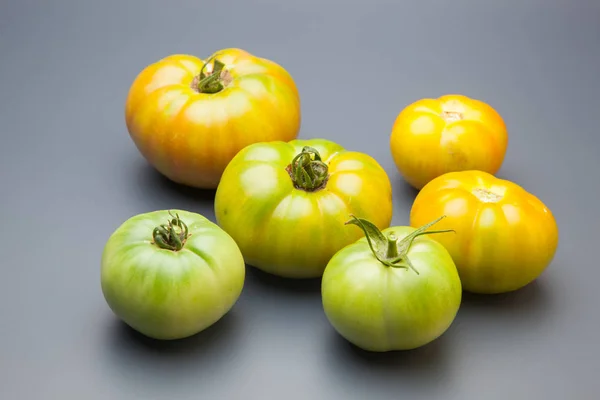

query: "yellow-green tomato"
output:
321 216 462 352
101 210 245 340
214 138 393 279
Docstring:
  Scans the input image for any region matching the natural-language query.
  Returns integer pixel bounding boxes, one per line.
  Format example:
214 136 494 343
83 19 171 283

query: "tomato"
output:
410 170 559 294
389 94 508 189
214 138 393 279
321 215 462 352
100 210 246 340
125 48 301 189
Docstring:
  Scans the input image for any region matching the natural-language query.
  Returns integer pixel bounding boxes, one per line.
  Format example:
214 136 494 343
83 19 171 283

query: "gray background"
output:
1 0 599 399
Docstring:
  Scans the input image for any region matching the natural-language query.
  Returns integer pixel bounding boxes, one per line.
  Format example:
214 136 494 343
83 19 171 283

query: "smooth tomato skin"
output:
125 48 301 189
390 94 508 189
214 139 393 279
410 170 559 294
100 210 246 340
321 226 462 352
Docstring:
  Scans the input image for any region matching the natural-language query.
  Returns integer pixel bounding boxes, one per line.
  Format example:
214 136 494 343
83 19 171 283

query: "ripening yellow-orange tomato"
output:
390 94 508 190
214 138 393 279
125 48 301 189
409 170 559 294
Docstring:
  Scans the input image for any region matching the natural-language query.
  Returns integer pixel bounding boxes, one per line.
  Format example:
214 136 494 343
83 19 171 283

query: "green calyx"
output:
346 215 454 275
196 57 231 94
152 211 190 251
288 146 329 191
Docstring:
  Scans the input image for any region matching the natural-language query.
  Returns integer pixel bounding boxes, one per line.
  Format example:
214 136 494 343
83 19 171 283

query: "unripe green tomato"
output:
321 216 462 352
100 210 245 340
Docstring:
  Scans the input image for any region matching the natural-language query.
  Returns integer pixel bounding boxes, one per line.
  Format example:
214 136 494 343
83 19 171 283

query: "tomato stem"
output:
386 234 399 258
345 215 455 275
152 211 191 251
196 57 230 94
287 146 329 191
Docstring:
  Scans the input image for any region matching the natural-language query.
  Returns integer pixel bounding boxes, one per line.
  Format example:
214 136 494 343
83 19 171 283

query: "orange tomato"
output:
409 170 559 294
125 48 301 189
389 94 508 190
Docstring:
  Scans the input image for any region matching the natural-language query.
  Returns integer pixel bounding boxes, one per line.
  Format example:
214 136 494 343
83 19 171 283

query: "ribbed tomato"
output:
125 48 301 189
389 94 508 189
409 170 559 294
100 210 246 340
321 215 462 352
214 138 393 279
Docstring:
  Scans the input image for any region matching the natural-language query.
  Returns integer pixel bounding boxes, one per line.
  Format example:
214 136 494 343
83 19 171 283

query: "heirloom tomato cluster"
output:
100 48 559 352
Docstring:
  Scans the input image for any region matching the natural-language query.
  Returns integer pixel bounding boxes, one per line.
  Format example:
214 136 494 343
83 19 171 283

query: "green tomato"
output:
321 215 462 352
100 210 245 340
214 138 393 279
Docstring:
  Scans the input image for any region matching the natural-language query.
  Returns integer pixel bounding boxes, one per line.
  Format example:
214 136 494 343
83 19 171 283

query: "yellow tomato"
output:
125 48 301 189
390 94 508 189
409 170 559 294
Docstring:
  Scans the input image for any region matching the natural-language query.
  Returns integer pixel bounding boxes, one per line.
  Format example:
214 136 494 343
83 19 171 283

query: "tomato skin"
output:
410 170 559 294
214 138 393 279
389 94 508 189
100 210 245 340
125 48 301 189
321 222 462 352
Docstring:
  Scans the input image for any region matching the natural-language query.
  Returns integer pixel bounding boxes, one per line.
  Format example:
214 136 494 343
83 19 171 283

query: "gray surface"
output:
1 0 599 399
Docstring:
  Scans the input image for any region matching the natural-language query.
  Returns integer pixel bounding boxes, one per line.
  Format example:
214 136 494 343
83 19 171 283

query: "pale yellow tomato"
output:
390 94 508 189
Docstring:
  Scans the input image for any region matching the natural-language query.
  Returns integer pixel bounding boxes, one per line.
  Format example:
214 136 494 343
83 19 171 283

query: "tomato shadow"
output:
325 326 453 390
393 178 420 218
99 309 247 389
457 277 559 336
244 265 322 295
460 278 553 319
104 308 242 363
133 159 216 216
